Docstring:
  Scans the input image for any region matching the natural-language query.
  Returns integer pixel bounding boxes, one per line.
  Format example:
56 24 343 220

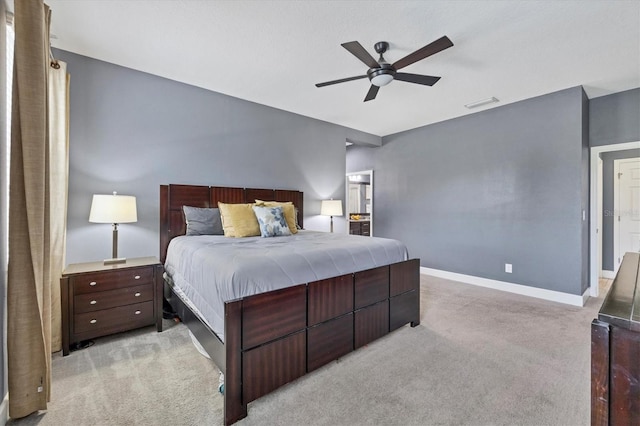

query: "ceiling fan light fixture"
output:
368 66 395 87
370 73 394 87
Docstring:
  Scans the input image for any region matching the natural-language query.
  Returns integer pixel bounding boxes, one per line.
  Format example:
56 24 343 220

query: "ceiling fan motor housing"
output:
374 41 389 54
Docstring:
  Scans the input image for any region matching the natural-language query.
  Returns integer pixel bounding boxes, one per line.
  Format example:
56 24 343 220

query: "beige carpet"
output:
8 274 604 426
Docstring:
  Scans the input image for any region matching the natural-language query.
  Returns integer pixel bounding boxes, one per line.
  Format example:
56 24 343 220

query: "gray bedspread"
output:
164 230 408 341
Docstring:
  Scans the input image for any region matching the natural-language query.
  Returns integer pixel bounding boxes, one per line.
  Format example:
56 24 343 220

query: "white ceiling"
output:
46 0 640 137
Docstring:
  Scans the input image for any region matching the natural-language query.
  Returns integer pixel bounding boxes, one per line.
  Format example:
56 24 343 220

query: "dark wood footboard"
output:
165 258 420 425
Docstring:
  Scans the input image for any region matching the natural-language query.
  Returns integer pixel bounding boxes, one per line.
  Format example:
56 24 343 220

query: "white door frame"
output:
597 157 603 280
613 157 640 272
589 141 640 297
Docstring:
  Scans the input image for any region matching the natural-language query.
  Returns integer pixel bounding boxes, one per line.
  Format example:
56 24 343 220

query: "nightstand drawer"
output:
73 267 153 294
74 284 154 314
74 301 154 334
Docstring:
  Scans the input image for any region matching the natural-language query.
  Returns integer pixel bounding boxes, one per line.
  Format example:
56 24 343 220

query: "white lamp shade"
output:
321 199 343 216
89 194 137 224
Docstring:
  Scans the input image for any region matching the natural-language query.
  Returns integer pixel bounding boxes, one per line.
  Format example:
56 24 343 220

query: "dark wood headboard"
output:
159 184 304 262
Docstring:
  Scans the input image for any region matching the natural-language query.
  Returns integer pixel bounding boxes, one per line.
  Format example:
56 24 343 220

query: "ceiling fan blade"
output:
341 41 379 69
315 75 367 88
392 36 453 71
364 85 379 102
394 73 441 86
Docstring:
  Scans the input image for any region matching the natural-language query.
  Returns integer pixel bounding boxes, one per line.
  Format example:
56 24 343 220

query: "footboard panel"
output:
355 300 389 349
308 313 353 372
242 285 306 349
242 331 306 403
390 258 421 327
390 290 420 331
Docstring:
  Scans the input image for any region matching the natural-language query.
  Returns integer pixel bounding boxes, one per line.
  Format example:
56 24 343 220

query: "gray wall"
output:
590 88 640 146
601 149 640 271
54 49 379 265
348 87 589 296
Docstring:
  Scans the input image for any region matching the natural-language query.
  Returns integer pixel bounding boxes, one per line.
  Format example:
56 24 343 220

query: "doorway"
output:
346 170 373 236
590 141 640 297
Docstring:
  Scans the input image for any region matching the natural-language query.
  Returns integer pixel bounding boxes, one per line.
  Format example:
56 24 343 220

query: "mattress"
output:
164 230 409 341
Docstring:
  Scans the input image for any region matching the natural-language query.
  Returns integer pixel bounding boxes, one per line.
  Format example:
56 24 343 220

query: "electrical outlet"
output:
505 263 512 273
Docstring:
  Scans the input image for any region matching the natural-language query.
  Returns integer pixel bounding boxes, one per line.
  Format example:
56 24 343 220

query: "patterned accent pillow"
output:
183 206 224 236
252 206 292 238
254 200 298 234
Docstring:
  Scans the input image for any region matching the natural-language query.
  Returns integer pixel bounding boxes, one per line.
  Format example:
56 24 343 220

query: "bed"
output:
160 184 420 425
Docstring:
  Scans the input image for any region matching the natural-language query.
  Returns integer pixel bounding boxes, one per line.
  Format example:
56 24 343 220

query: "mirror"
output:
346 170 373 236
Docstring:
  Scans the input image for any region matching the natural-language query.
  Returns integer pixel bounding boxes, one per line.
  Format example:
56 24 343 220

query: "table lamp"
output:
321 199 343 233
89 191 137 264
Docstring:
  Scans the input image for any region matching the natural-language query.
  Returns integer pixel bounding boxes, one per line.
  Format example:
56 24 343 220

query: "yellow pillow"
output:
217 202 261 237
255 200 298 234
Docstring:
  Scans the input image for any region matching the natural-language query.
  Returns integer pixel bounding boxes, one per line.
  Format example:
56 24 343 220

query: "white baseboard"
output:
0 392 7 426
421 267 588 307
601 270 616 280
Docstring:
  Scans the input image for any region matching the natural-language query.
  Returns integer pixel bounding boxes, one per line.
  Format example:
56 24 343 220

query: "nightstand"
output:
60 256 163 356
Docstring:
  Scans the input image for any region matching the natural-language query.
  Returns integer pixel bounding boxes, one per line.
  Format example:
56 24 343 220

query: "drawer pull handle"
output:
90 319 97 324
134 292 141 297
90 300 97 305
134 275 141 280
134 310 141 315
89 281 97 286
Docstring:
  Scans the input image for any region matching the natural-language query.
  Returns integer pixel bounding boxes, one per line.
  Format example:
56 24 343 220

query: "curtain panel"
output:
47 59 69 354
8 0 69 418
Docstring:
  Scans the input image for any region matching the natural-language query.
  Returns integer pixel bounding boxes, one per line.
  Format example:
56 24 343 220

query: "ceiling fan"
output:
316 36 454 102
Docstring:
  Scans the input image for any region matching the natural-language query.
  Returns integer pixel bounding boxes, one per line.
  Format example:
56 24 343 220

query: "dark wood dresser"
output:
591 251 640 425
60 256 163 356
349 220 370 236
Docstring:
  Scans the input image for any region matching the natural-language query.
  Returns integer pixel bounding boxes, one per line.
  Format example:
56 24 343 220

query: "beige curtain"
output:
8 0 69 418
47 57 69 354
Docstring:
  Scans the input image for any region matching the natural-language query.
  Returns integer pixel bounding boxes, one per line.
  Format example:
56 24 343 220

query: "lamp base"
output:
104 257 127 265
